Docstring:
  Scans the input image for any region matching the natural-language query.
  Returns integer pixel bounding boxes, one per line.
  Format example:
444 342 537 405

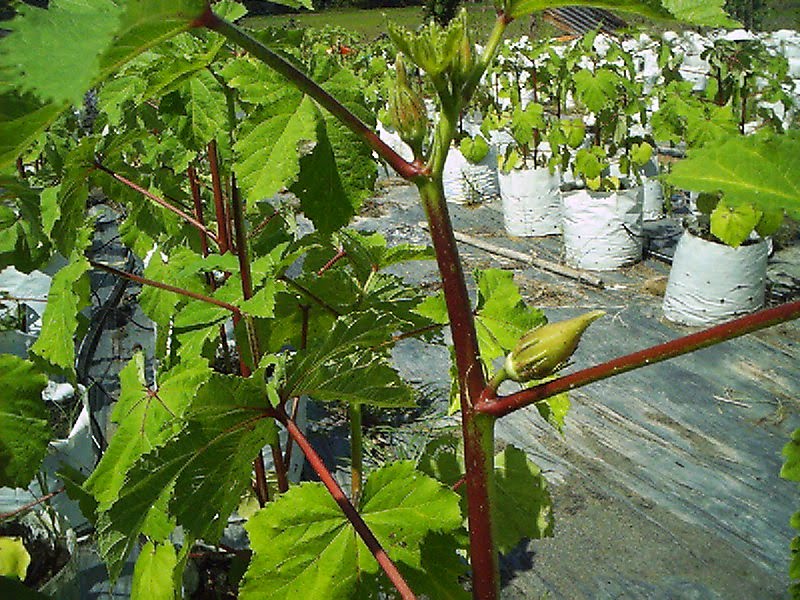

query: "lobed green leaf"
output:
668 132 800 220
131 541 178 600
0 355 50 488
30 255 91 379
240 461 462 600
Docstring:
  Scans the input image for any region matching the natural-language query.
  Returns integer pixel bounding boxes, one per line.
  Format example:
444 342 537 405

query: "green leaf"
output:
0 176 53 273
0 0 122 105
0 0 207 168
258 0 313 9
59 464 99 526
30 255 90 379
50 137 96 257
97 373 277 579
234 94 317 202
574 147 608 181
170 69 230 150
573 68 621 114
0 537 30 581
781 429 800 482
0 92 65 170
297 354 415 408
510 103 545 147
755 208 784 238
0 575 51 599
0 355 49 488
402 533 470 600
84 354 211 509
668 132 800 220
493 445 554 553
419 437 553 555
131 541 178 600
220 56 283 106
240 461 462 600
289 112 355 235
339 229 434 285
710 198 760 247
283 310 399 399
630 141 653 167
535 393 570 434
292 63 377 233
473 269 546 366
460 135 490 164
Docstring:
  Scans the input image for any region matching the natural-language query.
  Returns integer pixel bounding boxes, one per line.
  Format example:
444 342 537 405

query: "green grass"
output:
241 3 534 42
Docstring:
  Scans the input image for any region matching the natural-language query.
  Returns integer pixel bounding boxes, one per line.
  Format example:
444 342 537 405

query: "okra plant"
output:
1 1 799 599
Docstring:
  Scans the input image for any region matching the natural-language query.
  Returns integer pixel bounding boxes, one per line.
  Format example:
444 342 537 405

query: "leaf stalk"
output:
201 11 428 182
478 300 800 418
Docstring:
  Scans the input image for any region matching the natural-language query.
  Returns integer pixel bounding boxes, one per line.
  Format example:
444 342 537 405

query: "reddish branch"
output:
248 209 279 240
188 165 210 257
208 140 231 253
279 275 341 316
93 162 218 244
89 260 241 314
275 408 417 599
189 164 234 373
317 248 347 276
478 300 800 418
419 182 498 600
230 176 290 496
199 11 427 182
0 486 65 521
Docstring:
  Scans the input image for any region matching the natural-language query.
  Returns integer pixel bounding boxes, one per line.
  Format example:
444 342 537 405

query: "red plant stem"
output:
317 248 347 276
275 409 417 600
0 486 65 521
188 165 209 257
16 157 25 179
93 162 218 244
0 295 47 303
89 260 240 314
283 304 310 467
418 180 499 600
230 176 290 495
282 396 301 467
279 276 341 316
189 164 233 372
199 10 427 182
208 140 231 254
479 300 800 419
248 209 278 240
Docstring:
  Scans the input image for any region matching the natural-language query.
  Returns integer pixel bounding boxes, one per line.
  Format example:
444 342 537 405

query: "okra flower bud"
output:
503 310 605 383
388 54 427 156
451 24 475 85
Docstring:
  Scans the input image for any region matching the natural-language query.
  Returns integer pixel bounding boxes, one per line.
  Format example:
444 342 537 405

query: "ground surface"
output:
310 177 800 600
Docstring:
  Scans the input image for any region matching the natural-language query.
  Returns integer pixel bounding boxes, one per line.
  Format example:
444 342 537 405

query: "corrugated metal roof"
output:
542 7 628 36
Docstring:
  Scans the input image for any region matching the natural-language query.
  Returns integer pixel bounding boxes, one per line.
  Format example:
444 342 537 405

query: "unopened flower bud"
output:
388 55 427 155
452 29 475 84
504 310 605 382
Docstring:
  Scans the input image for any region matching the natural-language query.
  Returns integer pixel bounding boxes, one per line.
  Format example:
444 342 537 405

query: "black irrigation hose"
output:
76 247 135 459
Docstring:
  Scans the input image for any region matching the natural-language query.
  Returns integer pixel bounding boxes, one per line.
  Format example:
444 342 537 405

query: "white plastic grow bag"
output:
562 187 643 270
662 230 768 326
499 166 561 236
641 157 663 221
443 146 499 205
